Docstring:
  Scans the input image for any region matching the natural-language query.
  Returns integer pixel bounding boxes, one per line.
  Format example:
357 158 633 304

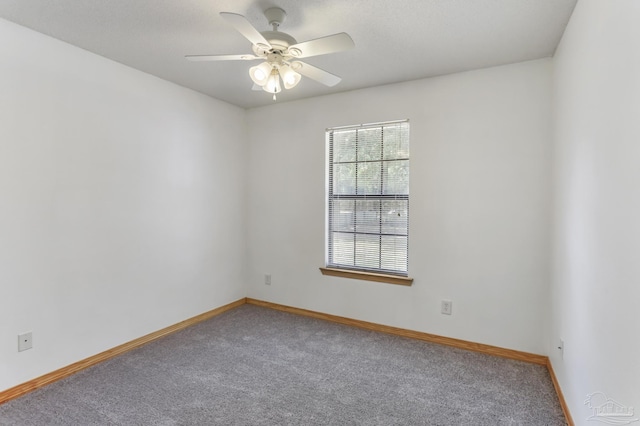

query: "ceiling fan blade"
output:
288 33 354 59
291 61 341 87
185 54 260 61
220 12 271 49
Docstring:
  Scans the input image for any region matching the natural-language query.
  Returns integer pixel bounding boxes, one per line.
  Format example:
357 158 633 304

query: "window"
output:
325 120 410 279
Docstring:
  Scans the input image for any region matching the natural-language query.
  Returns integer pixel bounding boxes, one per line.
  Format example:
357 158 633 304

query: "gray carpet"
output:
0 304 566 425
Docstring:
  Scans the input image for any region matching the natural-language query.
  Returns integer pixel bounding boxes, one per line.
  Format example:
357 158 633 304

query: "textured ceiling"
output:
0 0 576 109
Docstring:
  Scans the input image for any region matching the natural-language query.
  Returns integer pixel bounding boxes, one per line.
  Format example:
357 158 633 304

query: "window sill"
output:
319 267 413 286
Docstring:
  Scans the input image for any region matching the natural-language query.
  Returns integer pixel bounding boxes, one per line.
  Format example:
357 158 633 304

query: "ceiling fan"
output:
186 7 355 100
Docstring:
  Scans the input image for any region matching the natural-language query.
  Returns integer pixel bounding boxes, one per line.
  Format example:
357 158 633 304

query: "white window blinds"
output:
327 120 409 275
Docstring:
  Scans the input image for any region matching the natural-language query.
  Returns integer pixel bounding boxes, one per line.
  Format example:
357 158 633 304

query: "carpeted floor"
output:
0 304 566 425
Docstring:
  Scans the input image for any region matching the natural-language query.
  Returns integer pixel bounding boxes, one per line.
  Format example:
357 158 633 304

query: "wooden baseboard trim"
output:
245 298 548 365
0 297 246 406
547 359 574 426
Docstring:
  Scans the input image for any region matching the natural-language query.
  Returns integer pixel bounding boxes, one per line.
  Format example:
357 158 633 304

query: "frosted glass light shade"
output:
279 64 301 89
249 62 272 86
263 69 282 94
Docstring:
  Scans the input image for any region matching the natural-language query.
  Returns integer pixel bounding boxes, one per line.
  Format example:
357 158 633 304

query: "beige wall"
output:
0 18 248 391
246 59 553 355
551 0 640 422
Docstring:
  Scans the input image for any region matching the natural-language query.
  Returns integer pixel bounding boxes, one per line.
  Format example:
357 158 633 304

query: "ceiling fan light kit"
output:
186 7 355 101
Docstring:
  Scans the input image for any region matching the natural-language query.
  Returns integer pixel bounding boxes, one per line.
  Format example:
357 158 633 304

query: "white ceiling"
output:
0 0 576 109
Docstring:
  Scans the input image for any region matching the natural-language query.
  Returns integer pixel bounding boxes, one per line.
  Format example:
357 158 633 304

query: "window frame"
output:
324 120 411 284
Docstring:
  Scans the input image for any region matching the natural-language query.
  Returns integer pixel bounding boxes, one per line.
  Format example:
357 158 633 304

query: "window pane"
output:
331 199 354 232
331 232 354 266
380 236 408 272
381 200 408 235
357 162 381 195
357 127 382 161
333 163 356 195
355 200 380 234
355 234 380 269
333 130 356 163
383 160 409 195
383 125 410 160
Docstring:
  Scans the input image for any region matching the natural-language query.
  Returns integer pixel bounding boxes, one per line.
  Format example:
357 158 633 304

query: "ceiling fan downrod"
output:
264 7 286 31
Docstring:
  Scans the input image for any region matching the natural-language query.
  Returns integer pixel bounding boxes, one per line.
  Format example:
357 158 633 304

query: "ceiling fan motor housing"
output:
260 31 297 52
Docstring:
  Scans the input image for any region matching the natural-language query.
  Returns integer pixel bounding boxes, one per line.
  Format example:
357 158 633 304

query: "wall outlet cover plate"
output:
18 332 33 352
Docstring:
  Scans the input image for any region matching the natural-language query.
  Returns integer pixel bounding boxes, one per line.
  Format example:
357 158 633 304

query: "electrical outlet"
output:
558 339 564 359
441 300 452 315
265 274 271 285
18 332 33 352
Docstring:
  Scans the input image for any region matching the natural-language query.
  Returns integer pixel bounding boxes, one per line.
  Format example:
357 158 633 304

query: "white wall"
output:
551 0 640 423
246 59 552 354
0 19 247 392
